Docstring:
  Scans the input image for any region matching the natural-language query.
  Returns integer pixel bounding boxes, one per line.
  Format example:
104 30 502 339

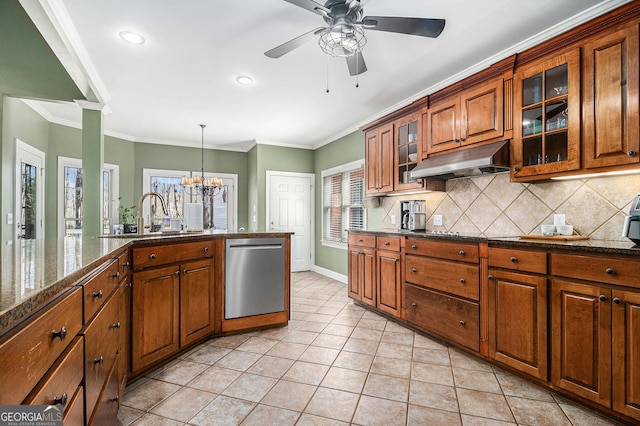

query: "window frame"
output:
321 159 366 250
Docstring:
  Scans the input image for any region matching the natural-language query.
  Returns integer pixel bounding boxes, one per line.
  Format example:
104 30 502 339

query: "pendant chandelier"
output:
181 124 223 201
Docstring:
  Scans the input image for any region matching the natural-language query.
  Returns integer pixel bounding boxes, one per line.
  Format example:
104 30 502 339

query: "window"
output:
322 160 365 247
58 156 119 237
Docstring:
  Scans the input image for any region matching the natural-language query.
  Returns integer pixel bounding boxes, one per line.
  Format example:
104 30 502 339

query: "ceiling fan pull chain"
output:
355 54 360 88
326 56 330 94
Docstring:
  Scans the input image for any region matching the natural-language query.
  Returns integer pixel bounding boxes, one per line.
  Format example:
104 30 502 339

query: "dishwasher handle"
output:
228 243 283 250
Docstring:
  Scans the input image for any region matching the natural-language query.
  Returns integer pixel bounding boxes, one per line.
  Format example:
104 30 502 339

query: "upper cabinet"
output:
365 123 394 196
426 78 505 155
394 112 423 191
583 24 640 169
512 49 581 180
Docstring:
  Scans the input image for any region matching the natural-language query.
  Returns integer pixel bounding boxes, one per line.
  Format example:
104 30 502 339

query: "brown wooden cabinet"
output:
488 247 548 380
393 113 423 191
365 123 394 196
612 289 640 420
131 264 180 372
348 234 376 307
583 23 640 169
426 78 504 154
512 49 581 180
131 241 216 374
180 258 215 347
376 237 401 317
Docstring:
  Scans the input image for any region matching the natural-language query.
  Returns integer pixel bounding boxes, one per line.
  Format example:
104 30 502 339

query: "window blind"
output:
323 165 364 244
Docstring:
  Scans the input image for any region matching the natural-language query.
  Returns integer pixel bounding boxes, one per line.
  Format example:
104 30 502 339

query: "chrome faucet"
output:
138 191 168 234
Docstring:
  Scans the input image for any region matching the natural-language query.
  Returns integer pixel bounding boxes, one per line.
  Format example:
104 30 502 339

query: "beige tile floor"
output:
118 271 622 426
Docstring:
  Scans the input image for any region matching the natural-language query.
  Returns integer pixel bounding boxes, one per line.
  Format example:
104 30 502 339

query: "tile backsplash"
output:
377 172 640 241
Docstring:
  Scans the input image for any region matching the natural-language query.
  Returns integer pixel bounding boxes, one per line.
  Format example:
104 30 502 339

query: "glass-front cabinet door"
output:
513 49 580 180
394 112 423 191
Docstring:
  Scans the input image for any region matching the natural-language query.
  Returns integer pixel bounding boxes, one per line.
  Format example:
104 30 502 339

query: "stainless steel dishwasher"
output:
225 237 285 319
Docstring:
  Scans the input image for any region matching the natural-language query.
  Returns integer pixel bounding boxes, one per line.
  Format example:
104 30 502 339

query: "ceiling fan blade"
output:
284 0 330 17
346 51 367 76
361 16 446 38
265 27 325 58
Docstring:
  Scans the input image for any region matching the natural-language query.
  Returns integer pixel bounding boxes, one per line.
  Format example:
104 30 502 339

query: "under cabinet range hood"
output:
410 140 510 180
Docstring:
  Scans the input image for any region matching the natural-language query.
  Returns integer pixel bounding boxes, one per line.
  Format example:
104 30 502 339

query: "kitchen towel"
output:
186 203 203 231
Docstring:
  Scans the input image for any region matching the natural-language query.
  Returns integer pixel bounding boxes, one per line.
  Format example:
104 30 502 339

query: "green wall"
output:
253 144 314 232
313 131 365 276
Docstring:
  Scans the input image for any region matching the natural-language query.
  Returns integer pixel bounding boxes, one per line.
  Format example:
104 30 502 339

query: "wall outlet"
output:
433 215 443 226
390 215 396 225
553 214 566 226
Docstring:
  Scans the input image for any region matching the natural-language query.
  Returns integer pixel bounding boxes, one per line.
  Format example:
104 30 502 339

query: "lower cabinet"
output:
612 289 640 420
348 235 376 307
180 258 215 347
376 248 401 316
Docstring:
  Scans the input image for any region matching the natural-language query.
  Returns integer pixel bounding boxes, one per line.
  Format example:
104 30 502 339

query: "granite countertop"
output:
352 229 640 255
0 230 292 333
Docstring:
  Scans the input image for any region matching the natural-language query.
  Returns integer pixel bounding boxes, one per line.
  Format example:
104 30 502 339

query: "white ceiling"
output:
23 0 628 152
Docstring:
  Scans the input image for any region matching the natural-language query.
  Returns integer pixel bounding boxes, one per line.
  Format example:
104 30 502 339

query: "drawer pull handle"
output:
175 270 180 276
123 261 130 268
510 257 517 263
599 294 608 302
613 297 622 305
411 303 417 308
92 290 103 299
411 268 417 273
94 356 105 365
384 242 390 246
53 393 68 406
51 327 67 341
112 322 121 329
149 253 156 260
459 320 466 326
112 271 120 278
605 268 615 276
411 245 417 249
459 250 465 256
460 278 465 284
203 247 209 252
358 239 363 243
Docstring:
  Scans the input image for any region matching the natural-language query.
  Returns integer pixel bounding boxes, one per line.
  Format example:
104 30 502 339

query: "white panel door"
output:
268 173 313 272
15 140 45 239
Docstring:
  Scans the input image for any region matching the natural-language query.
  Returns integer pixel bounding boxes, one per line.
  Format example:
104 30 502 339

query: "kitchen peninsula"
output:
0 231 291 424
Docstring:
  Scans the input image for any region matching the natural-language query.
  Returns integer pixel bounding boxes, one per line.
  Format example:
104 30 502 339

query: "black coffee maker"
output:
400 200 426 231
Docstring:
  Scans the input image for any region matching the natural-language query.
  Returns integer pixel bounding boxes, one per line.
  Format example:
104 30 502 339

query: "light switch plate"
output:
434 215 443 226
553 214 566 226
6 213 12 225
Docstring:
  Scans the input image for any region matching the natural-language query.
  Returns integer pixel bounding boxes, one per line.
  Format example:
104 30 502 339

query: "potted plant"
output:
119 205 138 234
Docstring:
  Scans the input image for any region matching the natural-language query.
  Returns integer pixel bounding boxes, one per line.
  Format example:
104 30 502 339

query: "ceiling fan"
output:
264 0 446 76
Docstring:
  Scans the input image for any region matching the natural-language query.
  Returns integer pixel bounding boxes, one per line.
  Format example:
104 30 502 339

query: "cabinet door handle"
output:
123 261 130 268
613 297 622 305
599 294 608 302
488 275 493 281
394 258 399 262
175 270 180 276
628 150 636 157
459 250 465 256
183 269 189 274
513 167 519 173
94 356 105 365
454 138 460 143
53 393 68 406
460 278 465 284
149 253 156 260
460 137 466 142
112 322 121 329
111 395 119 403
510 257 517 263
51 327 67 341
605 268 615 276
459 320 466 326
92 290 103 299
112 271 120 278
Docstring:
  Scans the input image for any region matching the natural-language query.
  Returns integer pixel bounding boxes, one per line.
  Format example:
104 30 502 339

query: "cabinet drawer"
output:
406 255 479 301
348 233 376 248
83 292 120 417
82 260 120 323
406 239 479 263
404 284 479 351
132 240 214 270
0 288 82 405
489 247 547 274
24 336 84 409
551 253 640 288
376 236 400 252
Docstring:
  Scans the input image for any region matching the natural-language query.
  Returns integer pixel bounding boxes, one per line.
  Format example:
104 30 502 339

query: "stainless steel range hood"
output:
410 140 510 180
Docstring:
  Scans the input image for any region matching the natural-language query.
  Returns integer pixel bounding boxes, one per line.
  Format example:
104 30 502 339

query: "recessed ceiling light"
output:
236 76 254 86
119 31 145 45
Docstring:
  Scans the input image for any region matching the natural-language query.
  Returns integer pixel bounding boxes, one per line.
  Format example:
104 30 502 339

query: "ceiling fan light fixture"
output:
119 31 145 45
318 24 366 57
